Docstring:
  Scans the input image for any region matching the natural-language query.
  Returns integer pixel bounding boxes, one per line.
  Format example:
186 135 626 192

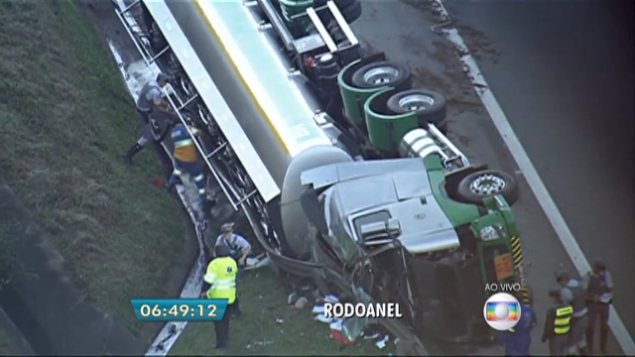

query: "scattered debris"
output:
315 314 333 323
376 335 390 349
288 292 299 305
147 178 166 188
294 297 309 309
244 254 270 270
245 339 274 350
310 294 392 351
363 332 381 340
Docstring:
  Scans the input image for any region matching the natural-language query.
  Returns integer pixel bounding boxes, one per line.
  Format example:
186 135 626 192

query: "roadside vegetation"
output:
171 220 393 355
0 0 193 342
0 326 21 356
0 0 398 354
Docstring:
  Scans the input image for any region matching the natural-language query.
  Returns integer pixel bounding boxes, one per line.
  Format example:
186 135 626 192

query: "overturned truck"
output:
114 0 529 353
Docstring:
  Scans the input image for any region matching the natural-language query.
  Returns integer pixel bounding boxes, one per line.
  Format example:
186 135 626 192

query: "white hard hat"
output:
221 222 235 232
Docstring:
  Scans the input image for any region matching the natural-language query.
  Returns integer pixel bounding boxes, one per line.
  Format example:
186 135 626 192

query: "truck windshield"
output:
325 192 358 262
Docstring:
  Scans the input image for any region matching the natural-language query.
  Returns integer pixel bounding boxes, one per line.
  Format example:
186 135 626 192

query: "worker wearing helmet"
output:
165 114 212 221
200 244 237 350
123 73 173 165
557 269 590 355
215 222 251 318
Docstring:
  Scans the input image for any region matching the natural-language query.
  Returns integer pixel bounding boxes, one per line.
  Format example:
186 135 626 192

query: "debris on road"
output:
294 297 309 309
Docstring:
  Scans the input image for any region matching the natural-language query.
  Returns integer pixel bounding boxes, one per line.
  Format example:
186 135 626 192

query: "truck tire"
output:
386 89 447 127
455 170 519 205
333 0 355 11
340 0 362 24
351 61 410 89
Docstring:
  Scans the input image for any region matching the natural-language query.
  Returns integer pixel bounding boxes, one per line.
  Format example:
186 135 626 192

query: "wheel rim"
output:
398 93 435 111
469 174 506 196
363 66 399 85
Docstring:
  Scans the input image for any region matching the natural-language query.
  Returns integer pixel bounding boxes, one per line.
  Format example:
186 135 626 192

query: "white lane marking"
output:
430 1 635 354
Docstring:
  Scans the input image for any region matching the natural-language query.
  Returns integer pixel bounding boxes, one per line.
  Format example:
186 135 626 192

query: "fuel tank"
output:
163 0 353 256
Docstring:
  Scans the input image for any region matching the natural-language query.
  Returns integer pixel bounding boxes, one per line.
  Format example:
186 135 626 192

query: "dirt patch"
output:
410 40 483 114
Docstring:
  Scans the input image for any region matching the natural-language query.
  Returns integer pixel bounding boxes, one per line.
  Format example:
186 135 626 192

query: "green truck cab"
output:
299 154 526 345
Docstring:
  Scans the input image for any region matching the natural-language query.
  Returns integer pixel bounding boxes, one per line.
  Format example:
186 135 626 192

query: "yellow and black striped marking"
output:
511 236 531 304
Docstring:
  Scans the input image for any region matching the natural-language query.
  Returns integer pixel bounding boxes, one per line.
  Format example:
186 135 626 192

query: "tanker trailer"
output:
113 0 530 349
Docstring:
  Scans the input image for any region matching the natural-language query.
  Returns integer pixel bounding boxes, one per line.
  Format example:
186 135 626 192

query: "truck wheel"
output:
340 0 362 24
351 61 410 89
386 89 447 127
333 0 355 11
455 170 519 205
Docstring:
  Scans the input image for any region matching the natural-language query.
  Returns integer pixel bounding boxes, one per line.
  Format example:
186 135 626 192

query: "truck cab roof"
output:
302 157 462 254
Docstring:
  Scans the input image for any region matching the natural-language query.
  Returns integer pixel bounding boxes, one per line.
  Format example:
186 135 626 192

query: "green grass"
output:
0 0 193 341
171 218 394 355
0 327 22 356
170 267 395 356
0 1 399 354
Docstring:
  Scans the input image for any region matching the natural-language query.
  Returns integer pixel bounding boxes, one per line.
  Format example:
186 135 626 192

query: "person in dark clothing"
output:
557 270 590 355
200 244 237 350
500 291 536 355
214 222 251 318
123 73 174 165
583 259 614 355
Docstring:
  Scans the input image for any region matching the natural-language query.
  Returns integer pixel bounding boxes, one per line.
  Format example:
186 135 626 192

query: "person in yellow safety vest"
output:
200 244 237 350
557 270 590 355
542 288 574 355
165 117 213 221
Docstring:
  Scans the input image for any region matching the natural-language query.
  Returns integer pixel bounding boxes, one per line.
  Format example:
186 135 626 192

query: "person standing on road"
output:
557 270 590 355
201 244 237 350
215 222 251 318
542 288 574 356
164 116 213 222
499 291 536 356
583 259 614 355
123 73 173 165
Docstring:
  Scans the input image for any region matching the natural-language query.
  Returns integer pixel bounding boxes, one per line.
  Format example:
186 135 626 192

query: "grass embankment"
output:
0 1 397 354
170 270 393 356
0 0 192 341
171 229 392 356
0 327 21 356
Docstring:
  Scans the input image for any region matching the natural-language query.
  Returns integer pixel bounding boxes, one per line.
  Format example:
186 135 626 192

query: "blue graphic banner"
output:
131 299 229 321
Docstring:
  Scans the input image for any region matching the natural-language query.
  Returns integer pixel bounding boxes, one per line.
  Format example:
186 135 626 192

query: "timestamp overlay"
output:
131 299 229 321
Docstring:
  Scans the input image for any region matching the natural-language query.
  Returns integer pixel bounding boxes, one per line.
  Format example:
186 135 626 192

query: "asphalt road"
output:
446 0 635 341
352 0 633 355
94 0 633 354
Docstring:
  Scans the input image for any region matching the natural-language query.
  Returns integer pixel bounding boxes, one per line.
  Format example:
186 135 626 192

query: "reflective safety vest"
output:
171 124 201 162
553 305 573 335
204 257 237 304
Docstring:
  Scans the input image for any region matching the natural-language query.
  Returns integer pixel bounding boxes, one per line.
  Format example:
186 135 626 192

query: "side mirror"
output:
300 187 328 236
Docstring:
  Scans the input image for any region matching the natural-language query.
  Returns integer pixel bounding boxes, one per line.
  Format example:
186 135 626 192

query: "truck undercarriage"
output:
112 0 529 353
